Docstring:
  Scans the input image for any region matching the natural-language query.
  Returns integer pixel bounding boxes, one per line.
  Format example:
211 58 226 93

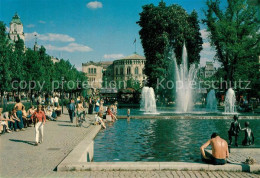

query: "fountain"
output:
172 44 197 112
224 88 236 113
140 87 157 113
206 89 217 112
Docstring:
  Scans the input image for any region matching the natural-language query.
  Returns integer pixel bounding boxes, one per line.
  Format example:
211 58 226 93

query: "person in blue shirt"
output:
67 99 76 123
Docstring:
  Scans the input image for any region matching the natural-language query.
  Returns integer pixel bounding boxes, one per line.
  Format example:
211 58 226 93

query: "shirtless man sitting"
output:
200 133 229 165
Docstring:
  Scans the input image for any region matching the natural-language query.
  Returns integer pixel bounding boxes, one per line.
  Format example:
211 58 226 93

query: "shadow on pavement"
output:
55 120 71 123
58 124 76 127
9 139 35 145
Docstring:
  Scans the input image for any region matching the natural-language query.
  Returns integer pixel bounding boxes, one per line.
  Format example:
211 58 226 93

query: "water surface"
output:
94 119 259 162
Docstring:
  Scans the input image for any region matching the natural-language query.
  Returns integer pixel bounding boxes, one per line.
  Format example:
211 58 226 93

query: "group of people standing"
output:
67 96 118 128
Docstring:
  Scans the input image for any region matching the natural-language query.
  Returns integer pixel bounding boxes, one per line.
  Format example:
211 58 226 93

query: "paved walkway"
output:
0 111 95 177
0 111 259 178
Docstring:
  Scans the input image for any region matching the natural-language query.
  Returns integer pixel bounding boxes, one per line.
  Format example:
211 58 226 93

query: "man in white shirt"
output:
54 96 59 107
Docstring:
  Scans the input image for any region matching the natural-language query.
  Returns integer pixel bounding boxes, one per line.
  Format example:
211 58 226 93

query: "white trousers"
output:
35 122 44 143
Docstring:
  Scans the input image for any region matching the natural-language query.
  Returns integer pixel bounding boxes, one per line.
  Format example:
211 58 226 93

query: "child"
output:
242 122 254 146
127 109 130 121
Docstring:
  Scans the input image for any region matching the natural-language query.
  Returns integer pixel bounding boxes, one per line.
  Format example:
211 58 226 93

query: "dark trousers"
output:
201 152 226 165
69 110 75 123
16 110 24 129
8 121 18 131
23 118 31 128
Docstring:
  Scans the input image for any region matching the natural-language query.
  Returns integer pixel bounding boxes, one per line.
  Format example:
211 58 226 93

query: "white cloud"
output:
26 24 35 28
86 1 103 9
45 43 93 52
39 20 46 24
200 29 210 40
103 54 124 59
25 32 75 42
76 66 82 71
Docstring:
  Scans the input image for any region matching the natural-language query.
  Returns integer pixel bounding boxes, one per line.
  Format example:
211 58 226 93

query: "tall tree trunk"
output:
1 91 3 108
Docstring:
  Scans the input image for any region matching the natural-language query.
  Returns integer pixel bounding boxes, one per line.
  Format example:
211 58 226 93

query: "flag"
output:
133 38 136 44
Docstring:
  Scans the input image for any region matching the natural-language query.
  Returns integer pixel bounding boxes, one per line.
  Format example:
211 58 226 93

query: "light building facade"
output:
199 61 216 78
82 54 147 89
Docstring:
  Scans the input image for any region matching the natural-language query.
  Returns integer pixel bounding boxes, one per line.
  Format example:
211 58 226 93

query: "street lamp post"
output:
61 77 64 114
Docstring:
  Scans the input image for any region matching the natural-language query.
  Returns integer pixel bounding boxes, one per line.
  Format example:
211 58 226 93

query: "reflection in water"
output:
94 119 259 162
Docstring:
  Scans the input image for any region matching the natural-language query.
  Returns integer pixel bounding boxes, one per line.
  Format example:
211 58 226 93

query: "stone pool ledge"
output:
117 115 260 119
57 161 260 172
57 124 101 171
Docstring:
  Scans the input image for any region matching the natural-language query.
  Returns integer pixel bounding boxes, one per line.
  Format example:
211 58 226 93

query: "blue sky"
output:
0 0 219 70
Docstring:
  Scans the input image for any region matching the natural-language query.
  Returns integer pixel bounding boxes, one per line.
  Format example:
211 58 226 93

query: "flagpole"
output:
134 38 137 54
135 41 136 54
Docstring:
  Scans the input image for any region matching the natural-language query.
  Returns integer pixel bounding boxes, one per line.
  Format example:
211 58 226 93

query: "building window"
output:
91 68 93 74
135 67 138 74
94 68 96 74
120 68 123 75
127 67 131 75
88 68 90 73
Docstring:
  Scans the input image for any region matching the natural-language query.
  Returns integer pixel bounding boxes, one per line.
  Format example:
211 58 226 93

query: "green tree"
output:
186 10 203 64
126 77 141 91
137 2 203 96
0 21 12 104
203 0 260 85
11 35 25 94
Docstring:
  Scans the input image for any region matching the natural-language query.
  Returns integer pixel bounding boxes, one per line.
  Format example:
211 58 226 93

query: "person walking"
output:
76 100 84 127
88 98 93 114
68 99 76 123
31 105 46 146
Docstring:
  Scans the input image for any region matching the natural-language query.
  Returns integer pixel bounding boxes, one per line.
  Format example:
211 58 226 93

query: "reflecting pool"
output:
94 119 259 162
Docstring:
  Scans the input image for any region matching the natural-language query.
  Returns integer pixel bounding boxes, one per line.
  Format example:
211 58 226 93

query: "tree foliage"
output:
0 21 87 96
0 22 12 95
203 0 260 85
137 2 203 95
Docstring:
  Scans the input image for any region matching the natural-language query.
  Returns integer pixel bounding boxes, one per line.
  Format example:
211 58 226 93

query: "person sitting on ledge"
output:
200 133 229 165
228 115 241 147
95 112 106 129
241 121 254 146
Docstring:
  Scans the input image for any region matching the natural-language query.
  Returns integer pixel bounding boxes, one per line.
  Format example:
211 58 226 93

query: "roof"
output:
100 61 113 68
11 13 22 25
82 61 113 67
120 54 145 60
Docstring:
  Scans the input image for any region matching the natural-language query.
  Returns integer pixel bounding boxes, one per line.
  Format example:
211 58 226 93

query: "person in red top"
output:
31 105 46 146
106 106 116 122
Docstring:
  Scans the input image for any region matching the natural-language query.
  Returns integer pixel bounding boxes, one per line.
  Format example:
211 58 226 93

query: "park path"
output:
0 110 95 177
0 111 259 178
